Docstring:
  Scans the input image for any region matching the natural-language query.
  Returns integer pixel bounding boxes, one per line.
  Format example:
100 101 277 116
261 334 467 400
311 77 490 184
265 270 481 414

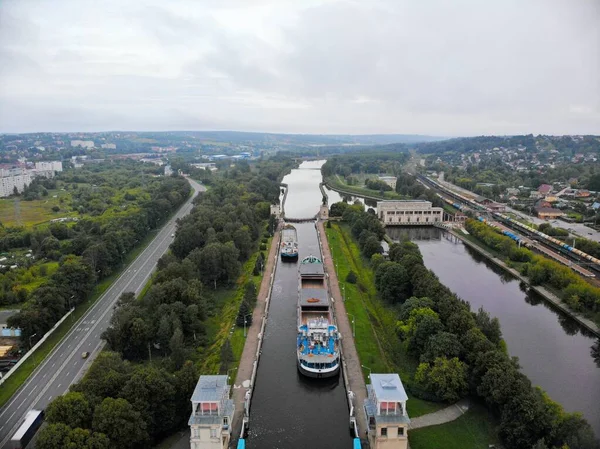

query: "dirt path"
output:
408 399 470 430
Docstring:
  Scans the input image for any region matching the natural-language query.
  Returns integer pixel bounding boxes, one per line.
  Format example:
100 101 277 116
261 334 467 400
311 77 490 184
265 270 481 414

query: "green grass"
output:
326 175 403 200
0 228 160 408
325 222 444 418
0 188 75 227
408 404 499 449
199 236 271 374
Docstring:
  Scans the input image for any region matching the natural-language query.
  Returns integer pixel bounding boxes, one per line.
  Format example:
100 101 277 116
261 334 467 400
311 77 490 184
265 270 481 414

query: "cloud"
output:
0 0 599 135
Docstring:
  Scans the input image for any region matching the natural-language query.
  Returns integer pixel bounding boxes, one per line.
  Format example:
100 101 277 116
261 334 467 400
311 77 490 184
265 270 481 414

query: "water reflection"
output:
410 233 600 434
592 340 600 368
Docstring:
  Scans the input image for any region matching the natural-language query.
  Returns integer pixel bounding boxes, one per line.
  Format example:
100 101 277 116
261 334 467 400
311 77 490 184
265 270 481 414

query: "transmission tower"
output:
14 197 22 226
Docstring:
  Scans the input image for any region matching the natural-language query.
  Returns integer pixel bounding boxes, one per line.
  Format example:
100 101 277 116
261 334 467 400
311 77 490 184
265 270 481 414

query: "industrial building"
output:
377 200 443 225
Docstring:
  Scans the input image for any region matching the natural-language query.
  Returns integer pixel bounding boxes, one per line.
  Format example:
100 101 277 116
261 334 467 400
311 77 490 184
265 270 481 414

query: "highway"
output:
0 177 204 449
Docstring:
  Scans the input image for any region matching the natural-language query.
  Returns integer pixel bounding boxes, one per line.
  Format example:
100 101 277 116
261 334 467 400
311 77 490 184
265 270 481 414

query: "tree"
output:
375 262 411 304
46 392 92 429
236 299 252 327
219 338 234 374
36 423 71 449
421 331 463 364
92 397 148 448
415 357 468 402
119 366 177 438
474 307 502 345
71 352 132 405
362 235 383 259
169 327 186 369
345 270 358 284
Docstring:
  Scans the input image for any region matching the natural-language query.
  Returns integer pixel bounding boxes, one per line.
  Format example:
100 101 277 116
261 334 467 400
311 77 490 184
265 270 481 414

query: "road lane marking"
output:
0 183 201 446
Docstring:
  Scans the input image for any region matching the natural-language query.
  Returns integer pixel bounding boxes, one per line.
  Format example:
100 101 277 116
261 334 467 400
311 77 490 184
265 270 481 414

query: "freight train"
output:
492 213 600 266
419 174 600 270
477 216 526 245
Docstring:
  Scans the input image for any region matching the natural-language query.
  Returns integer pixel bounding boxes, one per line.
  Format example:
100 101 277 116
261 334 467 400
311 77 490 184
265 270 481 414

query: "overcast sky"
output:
0 0 599 136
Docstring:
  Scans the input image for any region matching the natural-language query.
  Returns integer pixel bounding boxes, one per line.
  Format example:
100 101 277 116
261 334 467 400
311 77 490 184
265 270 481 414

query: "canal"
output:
387 227 600 434
249 162 353 448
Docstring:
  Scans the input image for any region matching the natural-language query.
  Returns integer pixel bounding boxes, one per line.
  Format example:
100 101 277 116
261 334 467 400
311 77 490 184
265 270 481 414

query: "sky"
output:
0 0 599 136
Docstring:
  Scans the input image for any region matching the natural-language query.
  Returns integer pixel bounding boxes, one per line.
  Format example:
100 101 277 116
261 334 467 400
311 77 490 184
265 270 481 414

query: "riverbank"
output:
449 229 600 338
316 220 368 439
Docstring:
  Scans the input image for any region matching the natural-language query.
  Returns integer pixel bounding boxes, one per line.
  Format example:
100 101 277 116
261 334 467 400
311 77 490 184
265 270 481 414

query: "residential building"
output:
70 140 95 148
164 165 173 176
189 375 234 449
0 170 32 198
530 191 543 200
535 206 565 220
101 143 116 149
479 198 506 212
538 184 553 195
377 200 443 225
364 373 410 449
379 176 397 190
35 161 63 172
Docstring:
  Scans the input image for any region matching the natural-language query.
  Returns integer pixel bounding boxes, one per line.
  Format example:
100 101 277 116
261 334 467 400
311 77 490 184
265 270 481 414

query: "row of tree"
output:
466 219 600 319
36 158 294 448
334 204 598 449
321 152 409 179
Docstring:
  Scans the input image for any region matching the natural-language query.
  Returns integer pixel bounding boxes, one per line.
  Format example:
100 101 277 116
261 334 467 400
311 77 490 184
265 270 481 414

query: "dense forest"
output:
4 163 191 343
34 157 294 449
330 203 599 449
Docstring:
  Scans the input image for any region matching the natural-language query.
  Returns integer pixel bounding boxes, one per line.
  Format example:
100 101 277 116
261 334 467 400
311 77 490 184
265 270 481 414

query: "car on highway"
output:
171 233 175 238
81 351 90 359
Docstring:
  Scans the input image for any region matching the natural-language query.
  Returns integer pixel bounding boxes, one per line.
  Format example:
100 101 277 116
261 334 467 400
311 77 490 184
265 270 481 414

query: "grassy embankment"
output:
409 404 498 449
325 222 441 418
0 227 160 408
200 235 272 374
326 222 500 447
326 175 401 200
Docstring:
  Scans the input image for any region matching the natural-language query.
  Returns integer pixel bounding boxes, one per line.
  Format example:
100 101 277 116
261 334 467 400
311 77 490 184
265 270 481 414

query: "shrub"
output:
346 270 357 284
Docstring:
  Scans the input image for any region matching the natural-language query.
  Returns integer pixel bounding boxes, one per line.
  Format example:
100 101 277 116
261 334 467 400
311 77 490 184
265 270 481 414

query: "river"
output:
387 227 600 434
259 161 599 439
248 161 353 448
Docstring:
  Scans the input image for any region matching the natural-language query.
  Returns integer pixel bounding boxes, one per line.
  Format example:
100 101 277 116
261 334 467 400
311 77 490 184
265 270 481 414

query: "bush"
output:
346 270 357 284
259 243 266 251
51 205 60 212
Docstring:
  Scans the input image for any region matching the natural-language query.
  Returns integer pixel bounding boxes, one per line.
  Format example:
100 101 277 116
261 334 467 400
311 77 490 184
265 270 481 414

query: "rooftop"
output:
370 373 408 402
191 375 229 402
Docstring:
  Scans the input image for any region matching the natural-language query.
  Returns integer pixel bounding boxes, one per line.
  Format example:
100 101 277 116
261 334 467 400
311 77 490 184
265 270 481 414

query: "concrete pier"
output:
316 220 369 443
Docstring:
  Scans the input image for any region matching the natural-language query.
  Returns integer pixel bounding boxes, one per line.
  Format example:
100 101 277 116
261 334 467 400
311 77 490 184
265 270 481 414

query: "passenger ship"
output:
296 255 340 378
281 224 299 260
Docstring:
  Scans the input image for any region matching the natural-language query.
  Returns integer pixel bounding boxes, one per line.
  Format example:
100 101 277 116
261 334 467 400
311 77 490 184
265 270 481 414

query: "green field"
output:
325 222 443 418
409 404 500 449
0 188 75 227
327 174 403 200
